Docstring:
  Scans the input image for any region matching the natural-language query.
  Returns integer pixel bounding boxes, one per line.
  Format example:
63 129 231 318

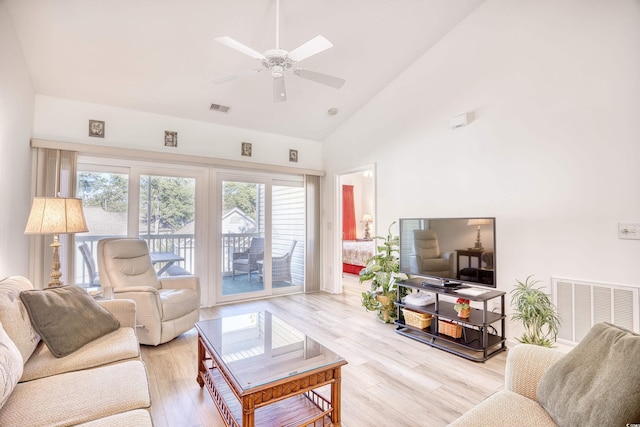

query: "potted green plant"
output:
454 298 471 318
359 221 409 323
510 275 561 347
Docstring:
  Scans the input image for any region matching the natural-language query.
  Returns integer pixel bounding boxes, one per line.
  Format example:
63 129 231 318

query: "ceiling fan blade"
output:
287 35 333 62
211 69 262 84
294 69 345 89
215 36 265 60
273 77 287 103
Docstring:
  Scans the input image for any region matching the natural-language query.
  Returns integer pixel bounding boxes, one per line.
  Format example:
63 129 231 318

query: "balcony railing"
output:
75 233 262 286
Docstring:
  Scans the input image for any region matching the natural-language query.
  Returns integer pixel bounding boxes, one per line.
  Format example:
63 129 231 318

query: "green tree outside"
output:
140 176 195 233
79 173 259 234
78 172 128 213
223 182 257 219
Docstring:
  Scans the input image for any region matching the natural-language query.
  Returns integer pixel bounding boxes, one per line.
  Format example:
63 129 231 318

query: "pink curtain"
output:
342 185 356 240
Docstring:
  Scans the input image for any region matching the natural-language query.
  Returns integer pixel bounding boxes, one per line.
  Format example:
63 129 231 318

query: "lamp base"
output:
364 223 371 240
472 226 484 252
48 237 63 287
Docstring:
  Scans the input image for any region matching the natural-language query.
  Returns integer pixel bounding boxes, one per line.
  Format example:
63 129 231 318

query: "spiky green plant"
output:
359 221 408 323
510 275 561 347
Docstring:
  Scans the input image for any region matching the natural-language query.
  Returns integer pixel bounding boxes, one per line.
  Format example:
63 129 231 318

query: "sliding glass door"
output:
218 174 305 302
221 179 266 297
74 156 308 305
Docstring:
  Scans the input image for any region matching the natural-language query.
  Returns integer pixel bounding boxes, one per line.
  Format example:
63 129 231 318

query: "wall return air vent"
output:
552 276 639 345
210 103 230 113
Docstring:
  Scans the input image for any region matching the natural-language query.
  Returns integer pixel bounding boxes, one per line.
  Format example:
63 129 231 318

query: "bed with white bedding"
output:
342 240 375 274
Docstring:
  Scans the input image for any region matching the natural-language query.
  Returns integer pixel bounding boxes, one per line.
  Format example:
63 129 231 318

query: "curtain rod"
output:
31 138 325 177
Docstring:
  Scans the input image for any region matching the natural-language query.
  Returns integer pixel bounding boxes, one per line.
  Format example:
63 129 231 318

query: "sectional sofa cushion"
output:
0 322 23 410
21 327 139 382
75 409 153 426
537 322 640 426
0 360 151 426
0 276 40 361
20 286 120 358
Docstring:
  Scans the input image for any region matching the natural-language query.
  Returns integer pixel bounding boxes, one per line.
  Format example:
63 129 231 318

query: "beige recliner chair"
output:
97 238 200 346
410 229 454 278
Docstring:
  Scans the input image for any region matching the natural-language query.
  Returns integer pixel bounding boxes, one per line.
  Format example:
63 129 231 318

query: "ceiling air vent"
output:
210 103 230 113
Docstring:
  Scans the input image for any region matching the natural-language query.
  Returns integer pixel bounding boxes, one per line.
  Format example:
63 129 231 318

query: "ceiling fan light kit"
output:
213 0 345 102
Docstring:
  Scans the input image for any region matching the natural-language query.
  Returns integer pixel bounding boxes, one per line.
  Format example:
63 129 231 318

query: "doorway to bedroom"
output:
338 165 376 289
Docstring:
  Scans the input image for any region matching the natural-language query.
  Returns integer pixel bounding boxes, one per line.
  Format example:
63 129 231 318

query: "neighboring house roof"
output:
82 206 127 236
222 207 256 234
83 206 257 236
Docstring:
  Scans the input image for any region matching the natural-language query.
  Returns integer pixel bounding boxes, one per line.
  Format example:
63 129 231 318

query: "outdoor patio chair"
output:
272 240 297 283
79 242 100 286
232 237 264 282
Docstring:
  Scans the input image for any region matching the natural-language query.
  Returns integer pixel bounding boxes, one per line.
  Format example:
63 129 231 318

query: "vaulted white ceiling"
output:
6 0 484 141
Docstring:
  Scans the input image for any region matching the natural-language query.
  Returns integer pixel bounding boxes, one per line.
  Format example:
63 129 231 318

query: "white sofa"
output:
450 323 640 426
0 276 152 427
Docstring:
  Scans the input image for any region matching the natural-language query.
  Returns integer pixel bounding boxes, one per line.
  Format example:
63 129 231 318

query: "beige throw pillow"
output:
0 321 23 409
0 276 41 362
20 286 120 358
537 322 640 426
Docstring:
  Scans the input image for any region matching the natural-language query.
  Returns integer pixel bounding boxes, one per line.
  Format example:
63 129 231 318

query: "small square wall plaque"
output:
89 120 105 138
164 131 178 147
289 149 298 162
241 142 252 157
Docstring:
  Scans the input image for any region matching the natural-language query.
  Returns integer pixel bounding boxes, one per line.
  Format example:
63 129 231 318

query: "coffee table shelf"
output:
202 365 333 427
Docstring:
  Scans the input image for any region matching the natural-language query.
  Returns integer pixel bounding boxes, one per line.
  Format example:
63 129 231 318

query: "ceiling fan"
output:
212 0 345 102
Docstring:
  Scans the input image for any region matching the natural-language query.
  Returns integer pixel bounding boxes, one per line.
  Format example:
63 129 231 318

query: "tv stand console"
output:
396 277 506 362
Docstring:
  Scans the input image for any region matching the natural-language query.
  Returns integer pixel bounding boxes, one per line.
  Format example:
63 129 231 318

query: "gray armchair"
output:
232 237 264 282
410 229 454 278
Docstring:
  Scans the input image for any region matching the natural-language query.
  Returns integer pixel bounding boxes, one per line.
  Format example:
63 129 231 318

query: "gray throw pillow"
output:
20 286 120 358
537 322 640 426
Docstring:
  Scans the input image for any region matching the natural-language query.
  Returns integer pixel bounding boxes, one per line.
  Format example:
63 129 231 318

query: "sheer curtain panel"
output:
28 148 79 288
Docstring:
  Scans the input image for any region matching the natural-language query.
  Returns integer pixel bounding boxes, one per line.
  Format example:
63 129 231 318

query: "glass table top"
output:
196 311 345 391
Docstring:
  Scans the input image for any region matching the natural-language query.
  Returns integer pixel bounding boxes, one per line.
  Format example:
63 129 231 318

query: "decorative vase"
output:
457 307 471 319
375 294 394 323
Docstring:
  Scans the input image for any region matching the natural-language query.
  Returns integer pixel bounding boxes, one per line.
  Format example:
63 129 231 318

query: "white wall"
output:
34 95 323 170
321 0 640 338
0 0 34 278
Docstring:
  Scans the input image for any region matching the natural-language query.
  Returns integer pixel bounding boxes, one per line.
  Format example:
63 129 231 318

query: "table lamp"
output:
25 197 88 287
362 214 373 240
467 218 491 251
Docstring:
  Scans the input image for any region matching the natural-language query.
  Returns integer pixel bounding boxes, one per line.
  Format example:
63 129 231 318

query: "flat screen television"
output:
399 217 496 288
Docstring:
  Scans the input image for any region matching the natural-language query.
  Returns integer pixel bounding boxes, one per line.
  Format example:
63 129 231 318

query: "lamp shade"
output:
362 214 373 223
467 218 491 226
24 197 88 235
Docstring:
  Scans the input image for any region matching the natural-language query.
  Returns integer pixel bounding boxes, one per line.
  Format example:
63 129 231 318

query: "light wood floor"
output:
140 275 507 427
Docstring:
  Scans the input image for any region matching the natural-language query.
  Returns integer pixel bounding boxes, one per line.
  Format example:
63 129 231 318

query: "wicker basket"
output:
438 320 463 339
402 308 433 329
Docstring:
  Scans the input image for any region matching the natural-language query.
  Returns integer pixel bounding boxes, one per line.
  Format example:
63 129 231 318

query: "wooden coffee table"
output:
196 311 347 427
